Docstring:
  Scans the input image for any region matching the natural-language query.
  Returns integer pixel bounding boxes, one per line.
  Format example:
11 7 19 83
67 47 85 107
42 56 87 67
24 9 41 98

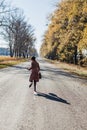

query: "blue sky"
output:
2 0 61 52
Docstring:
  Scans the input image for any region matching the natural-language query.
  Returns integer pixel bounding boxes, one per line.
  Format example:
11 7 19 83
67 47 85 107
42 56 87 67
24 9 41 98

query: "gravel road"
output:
0 58 87 130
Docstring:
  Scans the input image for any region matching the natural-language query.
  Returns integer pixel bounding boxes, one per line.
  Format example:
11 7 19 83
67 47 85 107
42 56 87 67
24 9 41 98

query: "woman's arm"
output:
29 67 32 70
27 62 33 70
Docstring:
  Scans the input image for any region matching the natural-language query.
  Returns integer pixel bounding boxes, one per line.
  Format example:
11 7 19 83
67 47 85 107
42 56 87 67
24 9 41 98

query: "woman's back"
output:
32 61 40 71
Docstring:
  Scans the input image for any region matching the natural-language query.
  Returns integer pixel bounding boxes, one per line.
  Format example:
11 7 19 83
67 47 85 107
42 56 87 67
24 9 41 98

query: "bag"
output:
39 72 42 79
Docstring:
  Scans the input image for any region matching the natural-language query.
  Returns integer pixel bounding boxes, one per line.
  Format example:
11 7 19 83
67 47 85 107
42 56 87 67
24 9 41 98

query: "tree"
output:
40 0 87 65
0 1 36 57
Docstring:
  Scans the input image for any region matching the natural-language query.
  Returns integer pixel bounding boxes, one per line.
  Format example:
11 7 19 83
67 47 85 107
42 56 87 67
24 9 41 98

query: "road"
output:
0 58 87 130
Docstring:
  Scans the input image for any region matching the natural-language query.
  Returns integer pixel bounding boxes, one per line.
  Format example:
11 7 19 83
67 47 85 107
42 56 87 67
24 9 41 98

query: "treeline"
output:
0 0 37 58
40 0 87 66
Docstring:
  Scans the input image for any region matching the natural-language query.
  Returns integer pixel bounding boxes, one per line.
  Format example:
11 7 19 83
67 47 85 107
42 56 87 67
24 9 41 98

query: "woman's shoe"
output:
34 91 38 95
29 83 33 88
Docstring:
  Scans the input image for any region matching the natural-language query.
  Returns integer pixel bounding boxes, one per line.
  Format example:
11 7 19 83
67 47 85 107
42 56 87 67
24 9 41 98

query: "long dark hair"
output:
31 56 36 61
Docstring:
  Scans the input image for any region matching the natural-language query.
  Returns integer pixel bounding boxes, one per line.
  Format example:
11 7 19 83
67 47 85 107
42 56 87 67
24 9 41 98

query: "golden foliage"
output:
40 0 87 65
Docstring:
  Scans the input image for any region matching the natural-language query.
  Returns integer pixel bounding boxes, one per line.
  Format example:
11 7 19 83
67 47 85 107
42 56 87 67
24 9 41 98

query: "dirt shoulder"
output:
44 58 87 79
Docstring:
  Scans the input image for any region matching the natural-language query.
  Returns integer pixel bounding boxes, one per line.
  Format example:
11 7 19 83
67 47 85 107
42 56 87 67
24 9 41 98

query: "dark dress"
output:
29 60 40 82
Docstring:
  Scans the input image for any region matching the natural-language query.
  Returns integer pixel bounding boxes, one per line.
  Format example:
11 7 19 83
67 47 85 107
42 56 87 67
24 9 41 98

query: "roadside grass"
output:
0 56 29 69
45 58 87 78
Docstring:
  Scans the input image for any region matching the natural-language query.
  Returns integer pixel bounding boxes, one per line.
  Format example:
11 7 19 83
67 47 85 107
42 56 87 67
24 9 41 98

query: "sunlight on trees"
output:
40 0 87 66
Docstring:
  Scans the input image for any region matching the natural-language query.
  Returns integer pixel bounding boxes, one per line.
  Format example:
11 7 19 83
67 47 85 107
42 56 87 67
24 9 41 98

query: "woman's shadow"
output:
37 92 70 105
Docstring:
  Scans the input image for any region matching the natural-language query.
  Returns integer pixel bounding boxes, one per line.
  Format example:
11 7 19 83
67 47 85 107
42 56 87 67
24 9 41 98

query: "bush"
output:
79 57 87 66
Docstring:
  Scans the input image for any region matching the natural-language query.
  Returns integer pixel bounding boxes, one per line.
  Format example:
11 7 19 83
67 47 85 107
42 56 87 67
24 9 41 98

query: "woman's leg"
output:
34 80 36 92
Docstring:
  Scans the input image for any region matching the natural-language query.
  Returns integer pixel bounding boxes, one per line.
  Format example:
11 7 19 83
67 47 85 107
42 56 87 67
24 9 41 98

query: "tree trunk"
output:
10 45 13 57
74 46 78 65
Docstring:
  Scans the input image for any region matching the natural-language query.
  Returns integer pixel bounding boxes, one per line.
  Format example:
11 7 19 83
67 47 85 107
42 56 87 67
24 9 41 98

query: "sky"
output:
1 0 61 53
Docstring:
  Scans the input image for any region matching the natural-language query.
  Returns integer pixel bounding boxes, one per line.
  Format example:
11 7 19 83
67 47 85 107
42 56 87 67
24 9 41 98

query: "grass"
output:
45 58 87 79
0 56 28 69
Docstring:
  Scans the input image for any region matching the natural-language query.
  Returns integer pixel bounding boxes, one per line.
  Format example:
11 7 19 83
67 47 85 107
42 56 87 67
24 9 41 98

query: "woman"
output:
28 56 40 95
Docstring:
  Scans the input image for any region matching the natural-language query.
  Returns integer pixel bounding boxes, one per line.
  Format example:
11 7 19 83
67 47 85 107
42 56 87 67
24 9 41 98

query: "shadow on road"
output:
41 67 86 81
0 63 27 70
37 92 70 105
10 65 27 70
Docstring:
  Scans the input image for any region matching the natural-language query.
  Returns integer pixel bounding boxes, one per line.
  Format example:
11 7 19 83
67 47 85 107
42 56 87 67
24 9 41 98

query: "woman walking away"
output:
28 56 40 95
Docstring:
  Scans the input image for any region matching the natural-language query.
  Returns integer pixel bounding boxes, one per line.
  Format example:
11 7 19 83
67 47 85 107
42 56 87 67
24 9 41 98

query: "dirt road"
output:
0 58 87 130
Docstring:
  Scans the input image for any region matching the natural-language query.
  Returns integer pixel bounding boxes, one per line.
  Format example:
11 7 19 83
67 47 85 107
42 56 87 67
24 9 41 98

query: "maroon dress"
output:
29 60 40 82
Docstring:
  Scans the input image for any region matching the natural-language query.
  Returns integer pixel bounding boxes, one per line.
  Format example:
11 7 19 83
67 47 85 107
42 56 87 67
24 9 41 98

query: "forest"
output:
40 0 87 66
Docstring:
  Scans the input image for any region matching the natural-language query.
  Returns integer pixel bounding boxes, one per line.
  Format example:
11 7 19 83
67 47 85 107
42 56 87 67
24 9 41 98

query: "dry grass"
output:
0 56 26 61
45 58 87 78
0 56 28 69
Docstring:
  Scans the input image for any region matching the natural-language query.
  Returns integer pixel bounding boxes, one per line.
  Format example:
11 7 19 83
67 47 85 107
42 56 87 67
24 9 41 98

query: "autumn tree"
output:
40 0 87 66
